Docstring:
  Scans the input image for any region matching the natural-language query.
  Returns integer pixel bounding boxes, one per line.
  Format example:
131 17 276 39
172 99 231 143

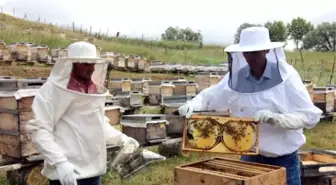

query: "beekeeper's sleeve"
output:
103 116 129 146
285 73 323 129
188 74 231 111
26 85 74 166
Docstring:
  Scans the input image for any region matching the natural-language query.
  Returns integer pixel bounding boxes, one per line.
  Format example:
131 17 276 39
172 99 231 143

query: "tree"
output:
302 22 336 52
161 27 203 42
287 17 314 49
234 23 262 44
264 21 288 42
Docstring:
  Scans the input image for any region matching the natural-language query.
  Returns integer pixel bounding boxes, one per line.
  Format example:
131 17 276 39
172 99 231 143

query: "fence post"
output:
329 57 336 85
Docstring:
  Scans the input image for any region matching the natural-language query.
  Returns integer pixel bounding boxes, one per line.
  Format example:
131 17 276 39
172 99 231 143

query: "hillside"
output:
0 12 335 86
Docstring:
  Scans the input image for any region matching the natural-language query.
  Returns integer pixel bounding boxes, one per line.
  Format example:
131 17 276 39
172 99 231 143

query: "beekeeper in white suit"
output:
26 41 139 185
178 27 322 185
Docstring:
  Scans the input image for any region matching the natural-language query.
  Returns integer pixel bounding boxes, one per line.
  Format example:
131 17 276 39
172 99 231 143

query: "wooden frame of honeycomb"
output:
181 114 259 155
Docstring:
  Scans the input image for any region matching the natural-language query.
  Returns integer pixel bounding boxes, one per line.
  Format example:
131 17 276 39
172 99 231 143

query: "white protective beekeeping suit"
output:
26 41 138 183
179 27 323 157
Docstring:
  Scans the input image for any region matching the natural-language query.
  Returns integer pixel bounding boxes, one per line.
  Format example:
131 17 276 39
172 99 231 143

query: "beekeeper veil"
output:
224 27 288 93
49 41 108 95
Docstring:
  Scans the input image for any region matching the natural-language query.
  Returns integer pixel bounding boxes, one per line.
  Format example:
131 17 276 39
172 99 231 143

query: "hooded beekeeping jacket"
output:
26 42 131 180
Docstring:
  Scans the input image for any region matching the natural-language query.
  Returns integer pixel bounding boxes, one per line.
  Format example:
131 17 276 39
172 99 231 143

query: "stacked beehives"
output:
0 76 47 159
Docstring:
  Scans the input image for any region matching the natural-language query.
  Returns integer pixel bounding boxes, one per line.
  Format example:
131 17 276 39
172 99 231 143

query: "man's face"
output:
72 63 95 80
242 50 269 67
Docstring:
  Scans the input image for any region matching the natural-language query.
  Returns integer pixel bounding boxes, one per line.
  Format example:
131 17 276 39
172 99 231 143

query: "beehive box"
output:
313 87 335 114
142 78 152 96
9 42 32 62
0 41 7 61
161 95 195 114
114 91 144 108
105 105 124 125
195 72 210 92
299 149 336 177
100 52 116 66
117 55 126 70
126 55 136 70
174 157 286 185
17 78 47 89
51 48 67 62
172 81 187 95
131 78 143 93
109 78 132 94
182 114 259 155
161 82 175 97
0 89 39 158
209 72 221 86
0 76 18 91
148 81 162 105
137 57 146 71
186 81 198 96
327 85 336 111
150 64 167 73
31 45 49 63
121 114 168 144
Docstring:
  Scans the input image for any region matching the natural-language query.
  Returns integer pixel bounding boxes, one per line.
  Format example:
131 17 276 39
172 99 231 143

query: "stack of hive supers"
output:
0 76 46 159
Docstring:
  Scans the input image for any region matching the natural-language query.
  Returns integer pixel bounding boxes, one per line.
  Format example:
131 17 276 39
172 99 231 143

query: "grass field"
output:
0 11 335 185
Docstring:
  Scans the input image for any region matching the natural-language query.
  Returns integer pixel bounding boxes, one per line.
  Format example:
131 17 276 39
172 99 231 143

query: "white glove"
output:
254 110 309 130
56 162 80 185
178 103 194 118
122 136 140 149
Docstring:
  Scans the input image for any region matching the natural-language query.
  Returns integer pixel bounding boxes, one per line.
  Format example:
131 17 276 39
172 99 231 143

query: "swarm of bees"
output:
187 117 256 152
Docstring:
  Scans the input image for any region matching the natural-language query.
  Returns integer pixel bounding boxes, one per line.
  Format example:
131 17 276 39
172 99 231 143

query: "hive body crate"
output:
126 55 136 70
137 57 146 71
182 114 259 155
114 91 143 108
0 90 40 158
172 80 187 95
186 81 198 96
174 157 286 185
148 81 162 105
161 82 175 97
121 114 168 144
105 105 124 125
303 80 314 100
117 55 126 70
31 46 49 63
313 87 335 114
299 149 336 185
9 43 32 62
195 72 210 92
0 76 18 91
299 149 336 177
131 78 143 93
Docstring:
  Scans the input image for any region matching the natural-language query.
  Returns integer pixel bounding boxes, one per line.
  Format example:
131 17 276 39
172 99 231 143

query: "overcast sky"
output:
1 0 335 49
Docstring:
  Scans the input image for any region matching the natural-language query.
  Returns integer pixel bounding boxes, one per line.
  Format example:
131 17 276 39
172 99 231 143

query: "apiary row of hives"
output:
0 41 53 64
101 51 228 74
